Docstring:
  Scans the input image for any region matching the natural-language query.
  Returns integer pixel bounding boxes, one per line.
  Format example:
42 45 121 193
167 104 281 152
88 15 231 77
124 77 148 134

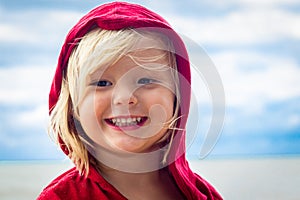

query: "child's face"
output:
78 48 176 153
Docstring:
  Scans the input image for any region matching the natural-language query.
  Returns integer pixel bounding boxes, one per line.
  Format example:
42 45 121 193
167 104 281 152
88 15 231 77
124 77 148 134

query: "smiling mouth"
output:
105 116 148 128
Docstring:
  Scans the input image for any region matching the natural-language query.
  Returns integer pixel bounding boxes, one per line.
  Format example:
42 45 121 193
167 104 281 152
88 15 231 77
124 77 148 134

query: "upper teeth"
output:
111 117 142 126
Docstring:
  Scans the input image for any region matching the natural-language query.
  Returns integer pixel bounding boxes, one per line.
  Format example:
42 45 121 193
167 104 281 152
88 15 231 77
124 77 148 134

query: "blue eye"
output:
137 78 157 85
95 80 112 87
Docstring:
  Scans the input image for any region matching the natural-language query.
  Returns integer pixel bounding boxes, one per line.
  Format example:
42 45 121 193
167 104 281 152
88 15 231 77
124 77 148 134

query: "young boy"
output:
38 2 222 199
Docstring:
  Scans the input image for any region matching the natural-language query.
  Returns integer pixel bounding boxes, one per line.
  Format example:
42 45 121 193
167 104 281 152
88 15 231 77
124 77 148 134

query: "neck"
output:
94 161 183 200
96 161 163 187
85 141 168 173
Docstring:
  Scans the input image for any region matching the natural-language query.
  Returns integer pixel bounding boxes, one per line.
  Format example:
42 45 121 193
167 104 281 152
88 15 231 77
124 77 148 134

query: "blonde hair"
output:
49 28 181 176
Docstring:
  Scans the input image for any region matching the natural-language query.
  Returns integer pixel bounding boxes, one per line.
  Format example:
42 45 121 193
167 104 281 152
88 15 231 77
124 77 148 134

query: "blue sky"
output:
0 0 300 160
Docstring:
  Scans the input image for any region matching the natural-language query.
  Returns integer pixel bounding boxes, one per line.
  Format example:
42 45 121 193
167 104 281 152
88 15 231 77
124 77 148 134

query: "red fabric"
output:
41 2 223 199
38 166 127 200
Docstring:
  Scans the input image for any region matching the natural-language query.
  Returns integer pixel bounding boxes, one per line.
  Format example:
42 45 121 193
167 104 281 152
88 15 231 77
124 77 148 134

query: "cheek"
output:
142 88 175 119
78 92 109 141
78 94 97 131
161 91 175 118
79 92 110 118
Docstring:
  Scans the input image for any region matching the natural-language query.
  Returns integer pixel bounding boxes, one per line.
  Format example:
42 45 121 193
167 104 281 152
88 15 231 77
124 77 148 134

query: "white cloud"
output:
287 115 300 127
0 8 82 45
0 66 54 105
209 51 300 137
15 103 49 129
211 51 300 110
0 65 53 138
202 0 300 7
167 7 300 45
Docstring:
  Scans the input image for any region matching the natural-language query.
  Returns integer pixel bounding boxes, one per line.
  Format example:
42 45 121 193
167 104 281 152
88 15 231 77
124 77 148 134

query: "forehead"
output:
80 29 176 76
131 33 170 52
90 48 173 78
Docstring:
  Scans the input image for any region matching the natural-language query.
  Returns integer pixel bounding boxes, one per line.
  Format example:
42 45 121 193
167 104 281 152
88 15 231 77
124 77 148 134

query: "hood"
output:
49 1 191 160
49 2 222 199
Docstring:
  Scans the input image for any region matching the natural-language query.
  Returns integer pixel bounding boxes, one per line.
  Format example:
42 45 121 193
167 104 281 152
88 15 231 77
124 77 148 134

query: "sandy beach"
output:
0 156 299 200
189 156 300 200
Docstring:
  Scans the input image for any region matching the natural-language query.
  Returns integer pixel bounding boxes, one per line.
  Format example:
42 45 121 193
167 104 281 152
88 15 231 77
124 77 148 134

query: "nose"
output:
112 84 138 106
